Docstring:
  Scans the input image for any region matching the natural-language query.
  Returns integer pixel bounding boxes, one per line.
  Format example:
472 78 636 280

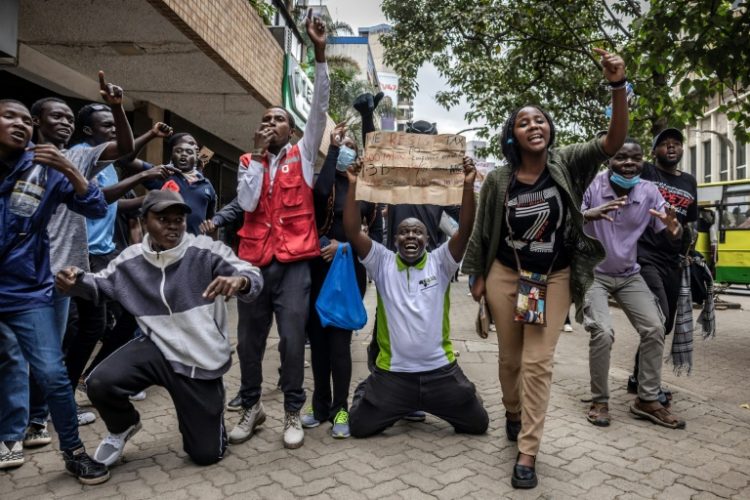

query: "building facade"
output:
1 0 332 216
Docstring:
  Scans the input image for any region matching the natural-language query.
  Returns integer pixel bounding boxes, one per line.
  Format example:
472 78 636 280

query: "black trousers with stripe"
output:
86 336 227 465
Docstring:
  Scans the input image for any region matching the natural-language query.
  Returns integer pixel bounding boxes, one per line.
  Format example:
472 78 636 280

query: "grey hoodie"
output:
70 233 262 379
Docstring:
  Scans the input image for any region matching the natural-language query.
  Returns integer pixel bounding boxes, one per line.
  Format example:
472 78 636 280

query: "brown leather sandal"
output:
630 398 686 429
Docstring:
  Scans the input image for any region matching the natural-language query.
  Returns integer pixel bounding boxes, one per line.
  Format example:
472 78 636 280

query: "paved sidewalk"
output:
4 279 750 499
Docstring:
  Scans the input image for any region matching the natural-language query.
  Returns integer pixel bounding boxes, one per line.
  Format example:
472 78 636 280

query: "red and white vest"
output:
237 144 320 267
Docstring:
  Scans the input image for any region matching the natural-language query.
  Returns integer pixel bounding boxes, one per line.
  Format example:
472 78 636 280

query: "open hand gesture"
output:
584 196 627 222
593 48 625 83
463 156 476 186
306 9 327 50
649 205 682 237
98 71 124 106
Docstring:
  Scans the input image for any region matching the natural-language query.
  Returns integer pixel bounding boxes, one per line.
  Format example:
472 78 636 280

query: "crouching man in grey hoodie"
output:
56 190 262 469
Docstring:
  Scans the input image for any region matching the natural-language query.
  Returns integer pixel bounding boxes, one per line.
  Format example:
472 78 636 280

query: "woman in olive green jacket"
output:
462 48 629 490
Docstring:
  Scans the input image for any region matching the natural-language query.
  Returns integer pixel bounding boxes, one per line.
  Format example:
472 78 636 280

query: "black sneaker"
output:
63 447 110 485
227 393 242 412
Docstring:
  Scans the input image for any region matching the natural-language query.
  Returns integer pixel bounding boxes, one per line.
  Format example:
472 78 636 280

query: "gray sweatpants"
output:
584 272 665 403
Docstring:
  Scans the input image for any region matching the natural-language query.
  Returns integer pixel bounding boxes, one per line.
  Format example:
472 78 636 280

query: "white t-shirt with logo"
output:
361 241 460 373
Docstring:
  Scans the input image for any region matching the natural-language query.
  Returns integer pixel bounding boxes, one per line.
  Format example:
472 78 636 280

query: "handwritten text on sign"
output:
357 131 466 205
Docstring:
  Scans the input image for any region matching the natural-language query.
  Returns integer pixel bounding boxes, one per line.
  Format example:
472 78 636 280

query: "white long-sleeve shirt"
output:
237 62 330 212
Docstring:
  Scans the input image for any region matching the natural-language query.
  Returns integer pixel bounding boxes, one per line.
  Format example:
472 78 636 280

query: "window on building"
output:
703 140 712 183
720 143 729 181
738 142 747 180
690 145 697 177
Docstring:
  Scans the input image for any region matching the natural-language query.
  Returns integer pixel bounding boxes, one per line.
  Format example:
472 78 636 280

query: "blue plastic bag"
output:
315 243 367 330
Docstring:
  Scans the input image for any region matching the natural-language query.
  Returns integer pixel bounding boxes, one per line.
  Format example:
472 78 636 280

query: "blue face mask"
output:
336 145 357 171
610 172 641 189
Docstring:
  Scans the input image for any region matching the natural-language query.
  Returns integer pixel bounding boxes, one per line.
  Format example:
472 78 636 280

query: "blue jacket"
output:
0 146 107 313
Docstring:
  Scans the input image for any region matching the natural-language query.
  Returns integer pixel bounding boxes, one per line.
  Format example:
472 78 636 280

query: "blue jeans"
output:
0 306 82 451
28 291 70 425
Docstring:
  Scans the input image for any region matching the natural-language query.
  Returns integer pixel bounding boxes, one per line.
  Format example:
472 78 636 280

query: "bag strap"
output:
318 184 336 236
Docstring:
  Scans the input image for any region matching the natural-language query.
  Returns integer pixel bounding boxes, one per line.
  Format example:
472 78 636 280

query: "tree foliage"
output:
380 0 750 154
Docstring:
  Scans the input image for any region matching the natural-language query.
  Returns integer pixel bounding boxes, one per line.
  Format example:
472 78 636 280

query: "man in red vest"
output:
228 10 329 450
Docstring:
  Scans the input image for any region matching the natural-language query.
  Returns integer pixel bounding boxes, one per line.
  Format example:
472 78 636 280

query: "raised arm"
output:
353 92 384 146
299 10 330 168
594 48 628 156
447 157 477 262
96 71 134 163
101 165 170 204
116 122 173 174
343 158 372 259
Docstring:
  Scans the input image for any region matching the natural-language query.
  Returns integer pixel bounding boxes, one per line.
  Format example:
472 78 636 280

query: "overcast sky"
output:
324 0 486 142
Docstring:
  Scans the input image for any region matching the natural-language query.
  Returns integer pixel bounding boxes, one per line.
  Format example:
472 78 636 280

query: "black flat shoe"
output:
511 453 537 489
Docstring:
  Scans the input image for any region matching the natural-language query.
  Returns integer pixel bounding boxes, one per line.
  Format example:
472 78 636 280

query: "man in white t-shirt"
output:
342 155 488 437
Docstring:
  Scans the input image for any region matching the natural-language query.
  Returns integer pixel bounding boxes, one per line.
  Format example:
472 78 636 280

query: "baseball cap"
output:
141 190 191 216
652 128 684 150
406 120 438 135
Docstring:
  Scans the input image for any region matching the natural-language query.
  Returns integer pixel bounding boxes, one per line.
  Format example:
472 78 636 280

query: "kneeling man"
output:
56 190 262 467
343 156 488 437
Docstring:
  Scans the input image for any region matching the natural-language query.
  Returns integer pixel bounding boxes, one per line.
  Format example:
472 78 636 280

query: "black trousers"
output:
307 256 366 422
349 363 489 438
83 303 138 379
236 259 310 412
64 252 115 386
86 336 227 466
633 263 680 377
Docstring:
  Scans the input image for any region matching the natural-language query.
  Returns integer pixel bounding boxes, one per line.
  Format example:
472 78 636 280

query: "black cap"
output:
652 128 684 150
141 189 191 216
406 120 437 135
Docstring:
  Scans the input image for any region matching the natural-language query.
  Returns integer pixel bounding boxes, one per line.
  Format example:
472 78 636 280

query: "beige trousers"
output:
485 260 570 456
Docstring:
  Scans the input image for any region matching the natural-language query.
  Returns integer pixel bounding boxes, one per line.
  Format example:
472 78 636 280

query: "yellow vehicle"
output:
696 179 750 286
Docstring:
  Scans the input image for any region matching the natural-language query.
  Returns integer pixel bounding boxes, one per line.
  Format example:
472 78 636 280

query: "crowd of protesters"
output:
1 12 706 491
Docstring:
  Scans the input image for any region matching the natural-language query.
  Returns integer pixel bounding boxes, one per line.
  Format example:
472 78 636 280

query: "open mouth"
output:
56 127 72 138
403 242 419 251
10 130 27 142
528 133 544 145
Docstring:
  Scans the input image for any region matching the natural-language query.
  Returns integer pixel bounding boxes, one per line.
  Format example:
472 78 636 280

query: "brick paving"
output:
4 279 750 499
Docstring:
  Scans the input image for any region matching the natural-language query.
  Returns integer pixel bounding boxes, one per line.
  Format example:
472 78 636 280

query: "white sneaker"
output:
283 411 304 449
93 421 142 466
0 441 24 469
23 423 52 447
128 391 147 401
563 323 573 332
77 407 97 426
228 402 266 444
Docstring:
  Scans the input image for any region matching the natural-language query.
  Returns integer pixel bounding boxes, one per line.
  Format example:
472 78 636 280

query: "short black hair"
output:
30 97 68 118
77 103 112 129
0 98 28 110
499 105 556 169
167 132 199 153
269 106 296 130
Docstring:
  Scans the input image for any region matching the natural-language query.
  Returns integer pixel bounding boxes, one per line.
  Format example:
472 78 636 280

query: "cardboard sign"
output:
357 131 466 205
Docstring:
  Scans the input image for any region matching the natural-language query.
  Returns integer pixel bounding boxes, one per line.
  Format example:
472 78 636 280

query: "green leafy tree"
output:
380 0 750 154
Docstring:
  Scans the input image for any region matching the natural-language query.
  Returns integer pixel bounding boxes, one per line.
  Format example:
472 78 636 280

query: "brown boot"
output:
630 398 685 429
587 402 610 427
